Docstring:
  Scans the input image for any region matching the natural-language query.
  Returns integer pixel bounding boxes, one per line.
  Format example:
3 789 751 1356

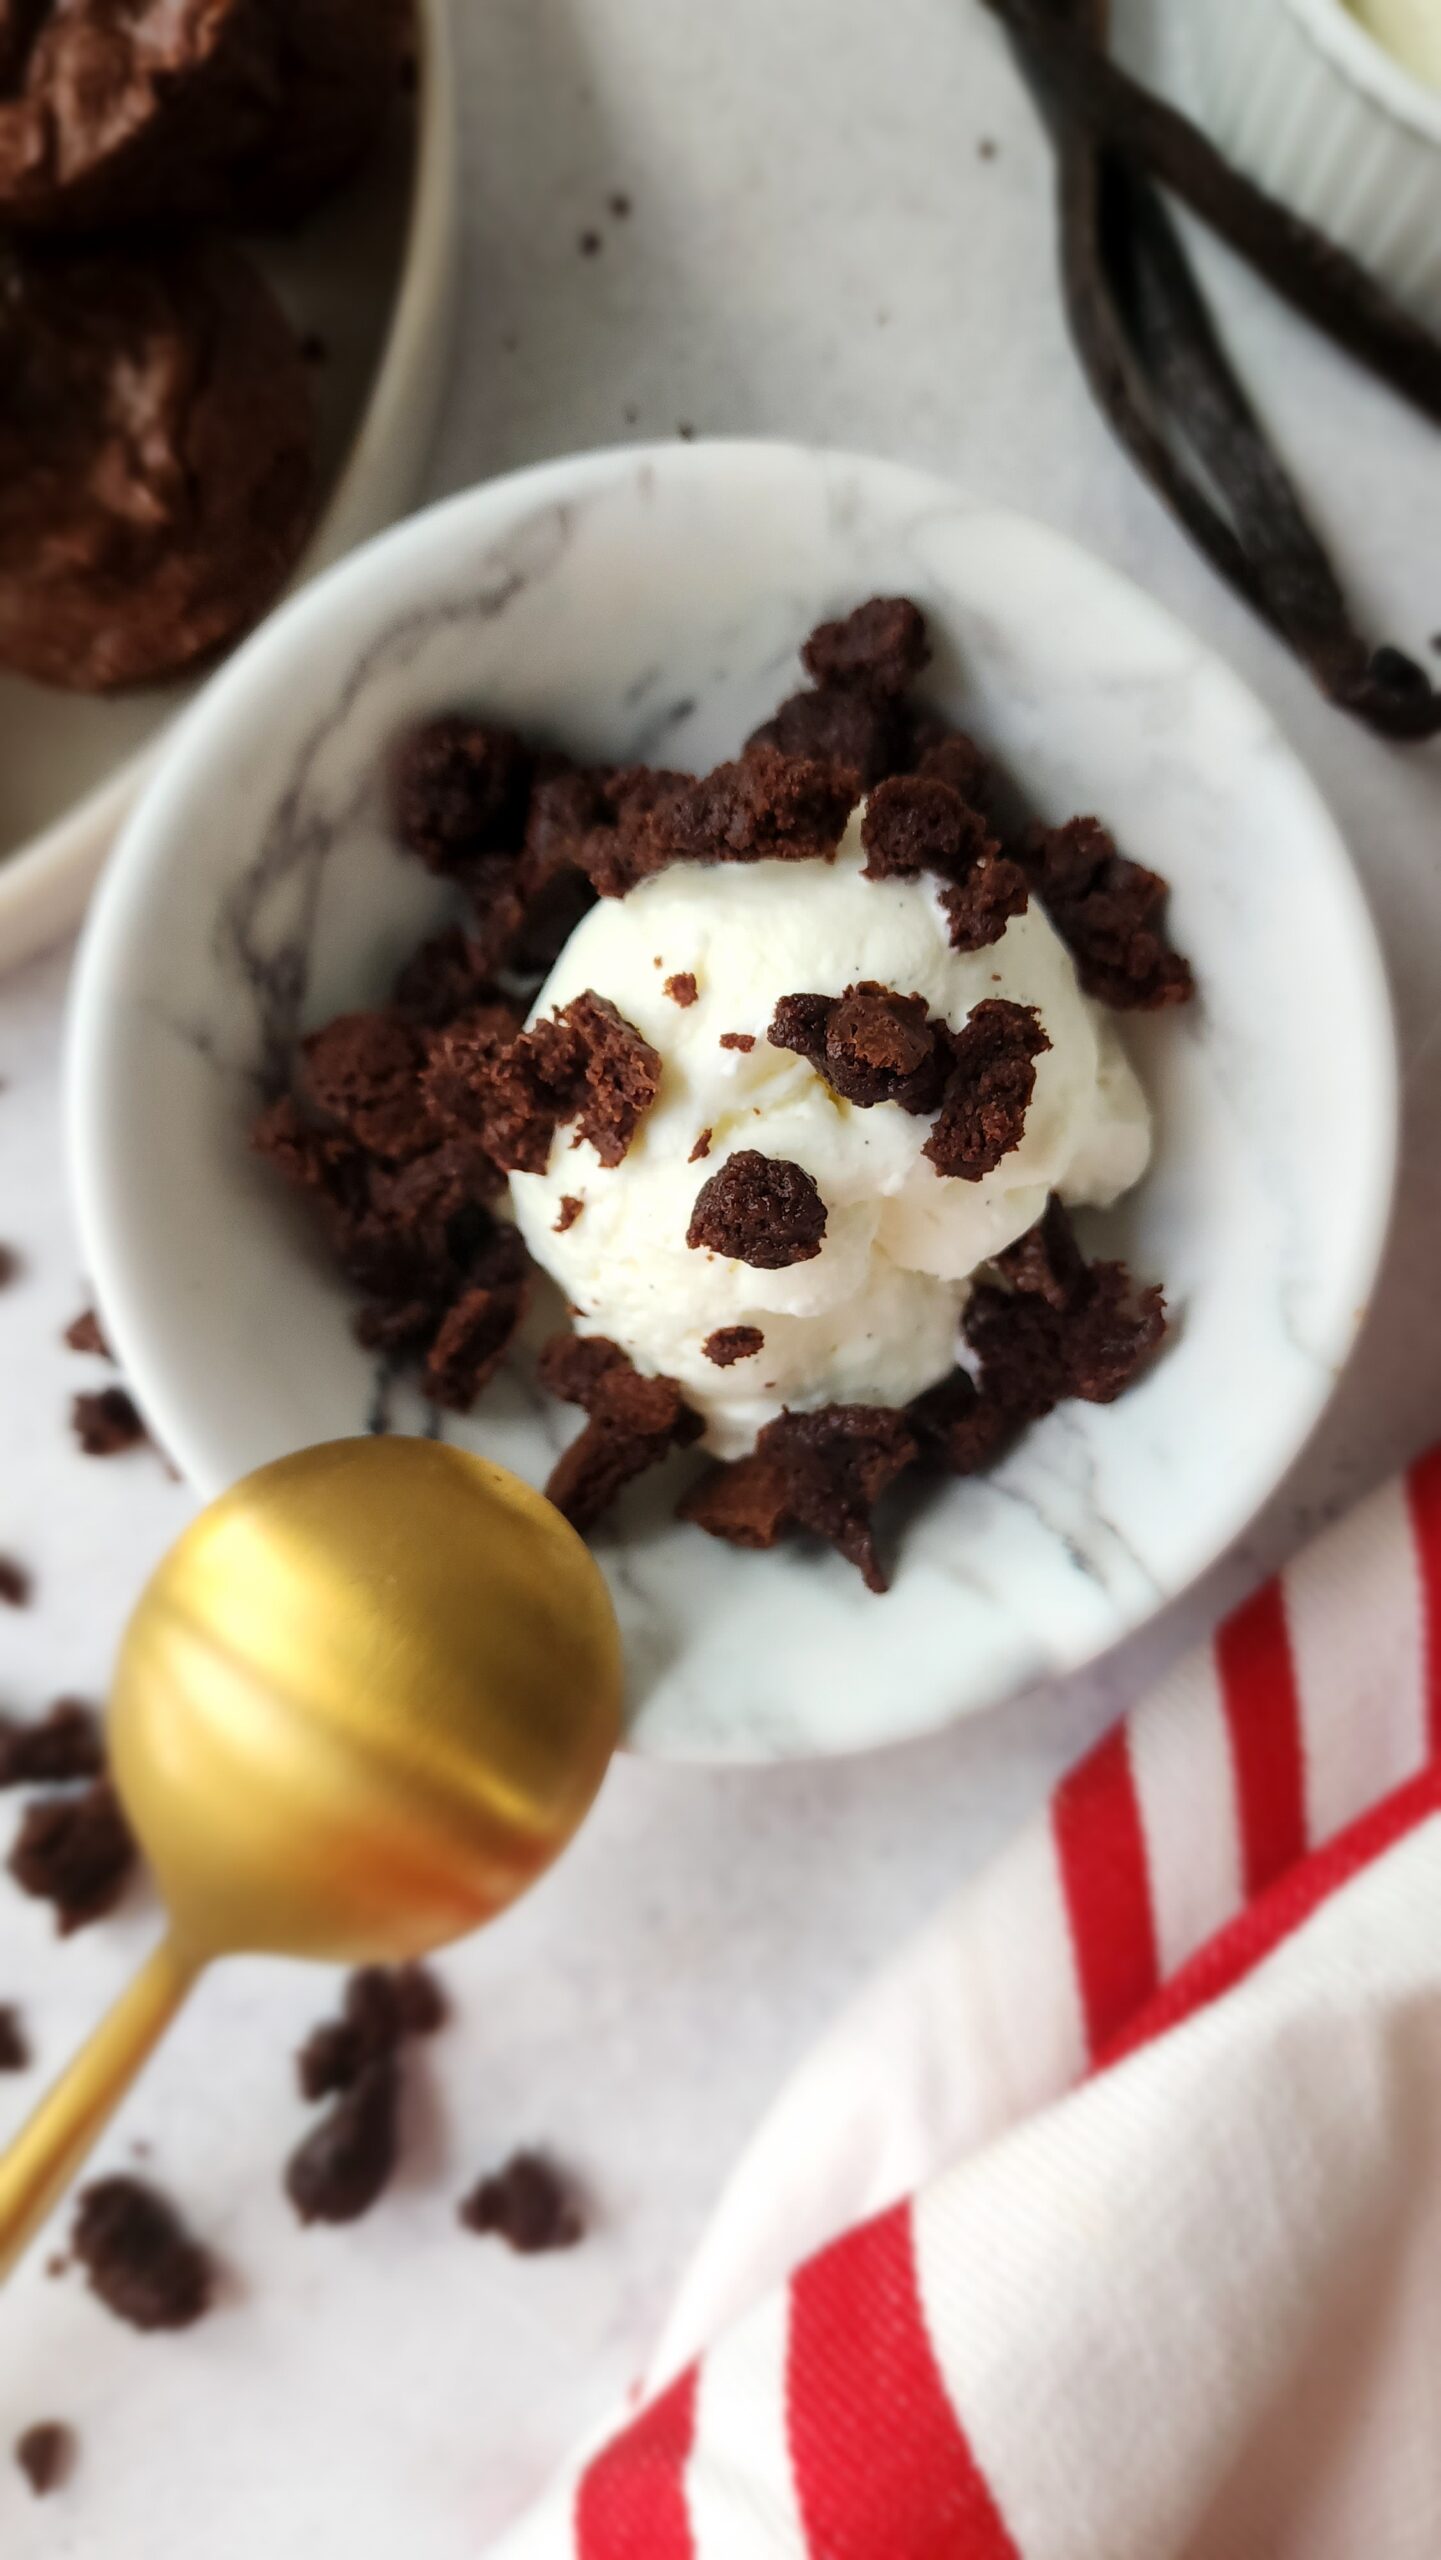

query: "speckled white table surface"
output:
1 3 1439 2551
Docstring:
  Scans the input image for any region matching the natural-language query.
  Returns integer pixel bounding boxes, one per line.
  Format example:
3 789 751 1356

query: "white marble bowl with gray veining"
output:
68 443 1397 1763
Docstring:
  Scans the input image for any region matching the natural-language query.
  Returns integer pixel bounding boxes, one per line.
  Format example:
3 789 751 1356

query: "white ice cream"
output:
1347 0 1441 89
510 810 1152 1458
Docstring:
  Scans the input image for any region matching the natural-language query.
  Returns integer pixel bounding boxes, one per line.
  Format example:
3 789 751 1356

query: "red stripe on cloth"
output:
1406 1445 1441 1755
1098 1762 1441 2076
1052 1725 1159 2059
787 2204 1020 2560
1216 1579 1307 1899
574 2368 698 2560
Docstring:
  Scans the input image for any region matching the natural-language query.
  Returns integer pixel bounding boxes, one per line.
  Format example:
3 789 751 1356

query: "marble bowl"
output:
69 442 1397 1764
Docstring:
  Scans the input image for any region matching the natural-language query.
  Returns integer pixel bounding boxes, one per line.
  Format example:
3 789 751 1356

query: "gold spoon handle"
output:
0 1935 200 2283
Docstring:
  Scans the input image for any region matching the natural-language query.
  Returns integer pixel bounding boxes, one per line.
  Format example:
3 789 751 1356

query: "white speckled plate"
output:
68 442 1397 1762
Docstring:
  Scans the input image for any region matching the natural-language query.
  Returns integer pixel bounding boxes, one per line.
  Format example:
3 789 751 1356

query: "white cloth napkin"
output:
494 1448 1441 2558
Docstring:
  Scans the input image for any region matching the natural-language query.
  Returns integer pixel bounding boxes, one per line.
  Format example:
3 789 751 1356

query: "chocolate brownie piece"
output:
911 726 994 809
703 1326 764 1367
965 1254 1167 1417
769 983 951 1114
664 972 698 1007
458 2152 583 2253
538 1333 701 1533
15 2423 73 2496
299 1011 435 1161
0 241 314 692
554 1195 584 1233
64 1307 111 1358
0 1555 29 1606
664 749 857 870
681 1402 921 1592
687 1152 827 1268
860 777 1027 953
285 2059 399 2225
746 685 902 788
71 1387 147 1456
800 597 929 696
393 719 532 875
0 1698 104 1787
1020 818 1194 1011
72 2178 212 2330
296 1961 447 2100
391 926 497 1028
908 1367 1020 1475
9 1779 135 1932
575 765 695 900
688 1127 713 1162
0 1243 18 1288
0 2004 27 2070
993 1193 1090 1312
427 992 659 1179
923 1001 1051 1182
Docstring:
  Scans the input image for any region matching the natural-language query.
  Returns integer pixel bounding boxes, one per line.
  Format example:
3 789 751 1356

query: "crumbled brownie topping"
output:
297 1961 448 2101
422 1265 530 1412
664 972 697 1007
801 597 929 696
538 1333 701 1532
0 1555 30 1606
0 1245 17 1288
391 925 494 1028
664 748 857 869
554 1195 584 1233
747 685 902 788
681 1403 920 1592
0 1698 104 1787
393 718 532 874
938 849 1031 955
9 1780 135 1933
769 983 950 1114
1020 818 1194 1011
908 1367 1020 1476
923 1001 1051 1182
967 1258 1167 1413
72 2179 212 2331
687 1151 827 1269
286 2061 399 2224
703 1326 765 1367
15 2424 73 2497
994 1194 1091 1312
299 1010 435 1162
689 1128 713 1162
860 774 994 883
458 2152 583 2253
912 727 994 809
64 1307 111 1358
428 991 660 1177
71 1387 146 1457
0 2005 27 2070
394 1961 447 2038
718 1031 755 1053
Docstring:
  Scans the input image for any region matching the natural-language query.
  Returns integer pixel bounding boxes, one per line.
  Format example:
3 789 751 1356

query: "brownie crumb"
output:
703 1326 765 1367
72 2179 212 2331
71 1387 146 1458
664 972 698 1007
912 727 995 807
978 136 998 159
687 1152 827 1269
801 597 929 697
579 228 602 256
0 1245 18 1289
608 191 632 218
860 774 993 882
908 1368 1019 1476
719 1032 755 1053
430 992 660 1178
748 684 903 788
9 1780 135 1933
394 1962 448 2038
0 2005 28 2070
393 718 531 874
994 1194 1090 1312
769 983 950 1114
1020 818 1194 1011
296 1961 444 2101
64 1308 111 1358
967 1258 1167 1414
689 1128 713 1163
0 1556 30 1607
923 1001 1051 1182
538 1334 701 1532
286 2062 399 2225
422 1267 531 1412
459 2152 583 2253
665 748 857 869
15 2424 73 2497
0 1700 105 1790
681 1403 920 1592
677 422 696 441
938 849 1031 954
554 1195 584 1234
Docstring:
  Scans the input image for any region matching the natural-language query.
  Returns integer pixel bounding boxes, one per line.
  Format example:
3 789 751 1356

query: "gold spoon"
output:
0 1436 623 2281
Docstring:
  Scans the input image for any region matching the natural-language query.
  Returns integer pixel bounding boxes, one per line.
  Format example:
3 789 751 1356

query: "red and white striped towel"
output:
496 1449 1441 2560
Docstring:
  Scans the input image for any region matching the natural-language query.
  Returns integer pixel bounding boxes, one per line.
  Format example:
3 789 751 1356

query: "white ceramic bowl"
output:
1184 0 1441 327
68 441 1398 1765
0 0 458 978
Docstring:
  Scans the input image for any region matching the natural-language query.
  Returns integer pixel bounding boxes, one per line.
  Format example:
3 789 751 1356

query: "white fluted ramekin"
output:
1184 0 1441 329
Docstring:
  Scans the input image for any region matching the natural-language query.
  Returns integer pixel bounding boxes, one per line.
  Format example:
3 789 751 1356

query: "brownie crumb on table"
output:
703 1326 764 1367
15 2423 74 2498
72 2179 212 2331
0 1699 105 1789
296 1961 447 2102
769 983 951 1114
458 2152 583 2253
664 747 857 871
71 1387 147 1457
286 2062 399 2225
64 1308 112 1358
9 1780 136 1933
538 1333 701 1532
0 2004 28 2071
0 1555 30 1607
687 1151 828 1269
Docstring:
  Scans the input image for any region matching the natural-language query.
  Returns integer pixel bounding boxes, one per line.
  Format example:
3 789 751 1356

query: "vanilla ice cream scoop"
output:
510 811 1152 1458
1348 0 1441 89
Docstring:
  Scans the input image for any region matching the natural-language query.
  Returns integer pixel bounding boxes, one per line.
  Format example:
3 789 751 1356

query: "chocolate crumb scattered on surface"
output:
0 1244 18 1288
72 2179 212 2331
0 1700 105 1789
579 228 601 255
0 1555 30 1607
64 1308 111 1358
554 1195 584 1234
719 1031 755 1053
394 1962 447 2038
664 972 697 1007
0 2005 28 2070
286 2062 399 2224
296 1961 444 2101
923 1001 1051 1182
688 1151 828 1269
459 2152 583 2253
979 136 998 158
608 191 632 218
9 1780 135 1933
703 1326 765 1367
71 1387 146 1457
689 1128 713 1162
15 2424 73 2497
